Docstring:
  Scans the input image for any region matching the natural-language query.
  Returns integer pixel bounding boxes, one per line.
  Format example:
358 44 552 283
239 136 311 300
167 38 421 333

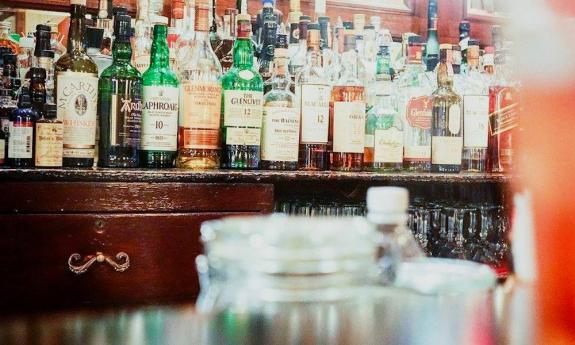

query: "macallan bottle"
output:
8 89 36 168
176 0 223 169
54 0 99 168
431 48 463 173
220 14 264 169
35 103 63 167
140 22 180 168
329 35 366 172
296 23 330 171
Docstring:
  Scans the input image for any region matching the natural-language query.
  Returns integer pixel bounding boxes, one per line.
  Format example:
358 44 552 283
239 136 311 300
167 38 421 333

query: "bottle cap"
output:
43 103 57 118
39 49 55 58
29 67 47 80
114 14 132 38
85 27 104 48
113 6 128 16
367 187 409 214
299 15 311 22
459 20 470 32
343 21 353 30
35 24 51 32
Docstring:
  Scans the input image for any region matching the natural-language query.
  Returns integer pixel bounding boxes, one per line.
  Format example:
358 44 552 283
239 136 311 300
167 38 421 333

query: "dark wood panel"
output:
0 213 246 311
0 182 274 213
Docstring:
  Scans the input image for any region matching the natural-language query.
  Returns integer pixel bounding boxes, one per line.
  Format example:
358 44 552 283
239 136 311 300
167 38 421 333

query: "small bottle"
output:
98 14 143 168
431 48 463 173
35 103 63 167
329 34 366 172
28 67 47 114
261 34 299 170
0 88 17 165
366 186 424 284
140 21 180 168
8 89 36 168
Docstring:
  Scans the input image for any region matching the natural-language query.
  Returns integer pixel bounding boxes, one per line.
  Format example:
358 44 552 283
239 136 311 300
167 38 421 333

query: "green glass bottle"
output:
98 14 143 168
140 21 179 168
54 0 99 168
220 14 264 169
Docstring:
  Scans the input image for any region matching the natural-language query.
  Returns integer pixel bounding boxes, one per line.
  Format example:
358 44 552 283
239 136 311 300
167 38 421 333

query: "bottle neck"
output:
150 27 170 68
437 61 454 89
340 50 359 79
67 4 87 54
112 38 132 64
306 45 321 67
233 38 254 67
271 55 290 90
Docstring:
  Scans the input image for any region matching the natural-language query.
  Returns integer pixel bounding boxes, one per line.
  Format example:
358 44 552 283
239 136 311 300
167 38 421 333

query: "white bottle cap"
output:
366 187 409 214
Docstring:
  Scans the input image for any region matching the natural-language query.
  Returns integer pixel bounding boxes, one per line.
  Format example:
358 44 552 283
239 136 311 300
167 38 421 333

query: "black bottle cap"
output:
469 39 480 47
307 23 319 31
276 34 288 48
113 6 128 16
318 16 330 23
29 67 46 80
85 27 104 49
343 21 353 30
43 103 57 118
36 24 51 32
459 20 470 33
299 15 311 22
39 49 55 58
17 88 32 108
114 14 132 38
3 54 16 65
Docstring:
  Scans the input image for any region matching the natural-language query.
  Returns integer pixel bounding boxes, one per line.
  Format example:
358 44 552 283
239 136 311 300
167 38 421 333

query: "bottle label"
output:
56 71 98 159
134 54 150 74
405 96 432 130
70 0 86 5
448 104 462 134
374 127 403 163
8 121 33 159
463 95 489 148
432 136 463 165
489 88 519 136
180 81 222 149
35 122 63 167
404 146 431 161
0 139 4 162
333 101 366 153
194 0 210 32
141 86 179 151
225 127 261 146
108 81 142 147
299 84 330 144
223 90 263 128
261 106 300 162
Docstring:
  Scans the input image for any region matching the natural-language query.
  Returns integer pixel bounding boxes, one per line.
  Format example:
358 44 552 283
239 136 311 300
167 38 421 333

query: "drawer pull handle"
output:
68 252 130 274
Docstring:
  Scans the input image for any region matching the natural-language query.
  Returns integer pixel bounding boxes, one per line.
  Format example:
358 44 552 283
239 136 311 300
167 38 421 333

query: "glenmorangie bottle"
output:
55 0 99 168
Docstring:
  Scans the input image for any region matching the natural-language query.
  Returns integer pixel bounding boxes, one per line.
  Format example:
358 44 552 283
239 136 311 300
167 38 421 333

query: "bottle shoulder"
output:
54 53 98 75
142 67 179 87
221 67 264 91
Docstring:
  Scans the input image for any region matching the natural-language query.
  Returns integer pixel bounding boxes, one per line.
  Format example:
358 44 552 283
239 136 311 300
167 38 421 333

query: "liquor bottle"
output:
297 24 330 171
260 34 299 170
133 0 153 74
256 0 283 33
487 48 519 173
0 21 18 54
8 89 36 168
98 14 143 168
209 0 221 51
213 9 237 73
396 35 433 172
177 0 222 169
54 0 99 168
258 17 277 82
462 40 489 172
31 24 55 103
0 88 16 165
459 21 471 73
29 67 46 114
141 22 180 168
431 48 463 173
329 35 366 172
288 16 309 80
424 0 440 72
220 14 264 169
364 92 403 172
35 103 63 167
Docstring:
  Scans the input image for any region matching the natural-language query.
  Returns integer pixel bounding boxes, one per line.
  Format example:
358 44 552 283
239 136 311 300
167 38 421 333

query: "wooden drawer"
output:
0 182 274 213
0 213 248 311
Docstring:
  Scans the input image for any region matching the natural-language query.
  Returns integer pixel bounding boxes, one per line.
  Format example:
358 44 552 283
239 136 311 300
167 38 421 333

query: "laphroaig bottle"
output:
141 21 180 168
54 0 99 168
98 14 143 168
35 103 63 167
8 89 36 168
329 34 366 172
431 48 463 173
261 34 299 170
177 0 223 169
220 14 264 169
297 23 330 171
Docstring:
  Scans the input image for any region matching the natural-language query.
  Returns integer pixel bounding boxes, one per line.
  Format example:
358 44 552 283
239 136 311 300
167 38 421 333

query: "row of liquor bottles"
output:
0 0 518 172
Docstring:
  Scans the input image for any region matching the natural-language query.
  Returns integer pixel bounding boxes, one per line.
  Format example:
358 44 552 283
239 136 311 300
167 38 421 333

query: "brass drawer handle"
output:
68 252 130 274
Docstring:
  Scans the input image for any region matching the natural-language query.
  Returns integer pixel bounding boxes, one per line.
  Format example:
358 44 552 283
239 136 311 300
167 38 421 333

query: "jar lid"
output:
201 215 378 275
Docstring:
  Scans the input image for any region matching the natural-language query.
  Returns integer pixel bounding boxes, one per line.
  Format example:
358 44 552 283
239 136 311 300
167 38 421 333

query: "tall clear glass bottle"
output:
220 14 264 169
98 14 143 168
329 35 366 172
288 16 309 81
133 0 153 74
396 36 433 172
261 34 299 170
297 24 330 171
431 48 463 173
177 0 223 169
140 22 180 168
54 0 99 168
